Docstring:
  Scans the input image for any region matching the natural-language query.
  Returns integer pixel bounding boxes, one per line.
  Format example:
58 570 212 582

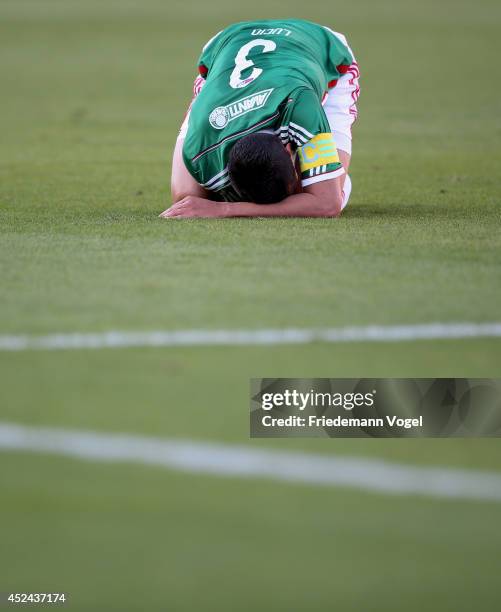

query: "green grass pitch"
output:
1 0 501 610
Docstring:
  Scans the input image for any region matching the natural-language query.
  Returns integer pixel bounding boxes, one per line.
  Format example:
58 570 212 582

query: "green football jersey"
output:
182 19 354 201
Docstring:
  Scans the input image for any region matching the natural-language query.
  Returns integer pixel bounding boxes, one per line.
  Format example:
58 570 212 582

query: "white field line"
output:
1 422 501 502
0 322 501 352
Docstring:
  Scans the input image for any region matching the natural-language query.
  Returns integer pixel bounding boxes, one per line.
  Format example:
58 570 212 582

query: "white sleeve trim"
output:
301 167 345 187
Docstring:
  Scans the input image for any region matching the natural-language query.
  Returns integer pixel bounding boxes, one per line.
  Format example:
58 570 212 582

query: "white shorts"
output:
322 29 360 156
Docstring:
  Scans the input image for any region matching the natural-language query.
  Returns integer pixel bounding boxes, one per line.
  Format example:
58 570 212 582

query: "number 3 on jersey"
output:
230 39 276 89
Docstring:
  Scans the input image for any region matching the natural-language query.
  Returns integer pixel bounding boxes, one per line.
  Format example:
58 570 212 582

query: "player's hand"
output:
159 196 229 219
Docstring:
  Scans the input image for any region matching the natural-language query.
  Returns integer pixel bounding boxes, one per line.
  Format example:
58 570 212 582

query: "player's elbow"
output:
315 193 343 218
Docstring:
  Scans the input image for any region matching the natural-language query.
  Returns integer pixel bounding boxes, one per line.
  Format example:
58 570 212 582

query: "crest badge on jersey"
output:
209 89 274 130
209 107 230 129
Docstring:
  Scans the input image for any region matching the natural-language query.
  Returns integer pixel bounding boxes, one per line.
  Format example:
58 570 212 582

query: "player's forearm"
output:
227 193 342 218
160 189 343 219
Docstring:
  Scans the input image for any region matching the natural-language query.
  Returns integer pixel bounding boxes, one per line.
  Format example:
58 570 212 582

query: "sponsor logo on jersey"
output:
209 89 274 130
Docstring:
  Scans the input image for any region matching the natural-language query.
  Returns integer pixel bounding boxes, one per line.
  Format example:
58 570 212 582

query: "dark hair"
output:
228 133 296 204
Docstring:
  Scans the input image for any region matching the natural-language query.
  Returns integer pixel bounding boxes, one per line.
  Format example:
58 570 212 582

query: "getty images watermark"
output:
249 379 501 438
